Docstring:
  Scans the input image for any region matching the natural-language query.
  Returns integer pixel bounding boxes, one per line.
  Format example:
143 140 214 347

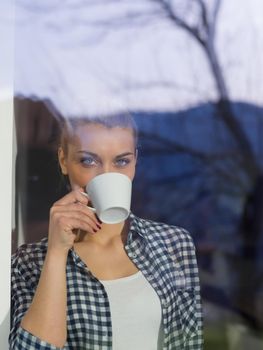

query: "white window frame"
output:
0 0 14 347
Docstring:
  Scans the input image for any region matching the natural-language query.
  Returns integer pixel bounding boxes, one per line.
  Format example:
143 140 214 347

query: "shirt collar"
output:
128 212 147 239
69 213 146 269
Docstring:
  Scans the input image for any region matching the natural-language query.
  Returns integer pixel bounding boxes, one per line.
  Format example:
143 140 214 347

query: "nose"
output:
99 163 115 175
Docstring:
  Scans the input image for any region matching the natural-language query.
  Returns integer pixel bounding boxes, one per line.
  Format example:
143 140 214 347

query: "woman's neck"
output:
77 220 129 247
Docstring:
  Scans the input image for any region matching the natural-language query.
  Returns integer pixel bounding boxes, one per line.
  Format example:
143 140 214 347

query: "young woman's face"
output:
58 123 137 190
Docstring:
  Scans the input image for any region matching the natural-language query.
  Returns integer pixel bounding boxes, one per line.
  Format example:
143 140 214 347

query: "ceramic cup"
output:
86 172 132 224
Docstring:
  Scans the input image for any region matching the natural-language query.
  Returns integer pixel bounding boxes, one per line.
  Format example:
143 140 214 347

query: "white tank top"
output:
100 271 164 350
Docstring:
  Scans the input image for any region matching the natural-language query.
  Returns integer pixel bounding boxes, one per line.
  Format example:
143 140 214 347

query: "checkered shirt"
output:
9 213 203 350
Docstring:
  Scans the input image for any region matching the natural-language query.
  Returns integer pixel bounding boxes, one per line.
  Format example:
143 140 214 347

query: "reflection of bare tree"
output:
15 0 260 181
18 0 261 185
36 0 257 182
166 1 254 179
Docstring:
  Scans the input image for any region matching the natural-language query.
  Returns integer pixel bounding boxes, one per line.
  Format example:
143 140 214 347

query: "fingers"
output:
50 204 101 233
53 213 100 235
54 189 90 206
48 189 102 251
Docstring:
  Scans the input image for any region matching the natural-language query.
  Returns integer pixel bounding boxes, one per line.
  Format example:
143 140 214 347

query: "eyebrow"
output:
115 152 134 158
76 151 134 158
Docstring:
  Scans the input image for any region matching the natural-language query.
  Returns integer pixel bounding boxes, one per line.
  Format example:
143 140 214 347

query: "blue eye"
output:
80 157 97 166
115 158 130 167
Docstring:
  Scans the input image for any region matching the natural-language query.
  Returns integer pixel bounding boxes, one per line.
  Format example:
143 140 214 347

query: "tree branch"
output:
210 0 222 39
85 9 164 29
196 0 209 31
158 0 206 46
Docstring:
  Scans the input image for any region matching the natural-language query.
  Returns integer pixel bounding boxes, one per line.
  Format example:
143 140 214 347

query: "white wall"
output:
0 0 14 348
0 99 14 348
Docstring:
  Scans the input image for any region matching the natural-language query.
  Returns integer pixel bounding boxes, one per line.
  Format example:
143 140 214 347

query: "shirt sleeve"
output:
177 230 203 350
12 327 62 350
9 248 64 350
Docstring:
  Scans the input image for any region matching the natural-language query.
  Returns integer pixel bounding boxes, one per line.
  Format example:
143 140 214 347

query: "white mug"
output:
86 172 132 224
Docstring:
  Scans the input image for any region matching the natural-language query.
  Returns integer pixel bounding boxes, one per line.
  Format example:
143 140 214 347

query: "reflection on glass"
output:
14 0 263 348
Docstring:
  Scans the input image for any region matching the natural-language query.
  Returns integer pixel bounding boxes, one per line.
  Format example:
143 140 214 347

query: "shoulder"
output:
11 237 48 275
133 214 195 250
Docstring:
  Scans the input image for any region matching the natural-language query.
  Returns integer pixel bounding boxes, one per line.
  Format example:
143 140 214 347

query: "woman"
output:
9 114 203 349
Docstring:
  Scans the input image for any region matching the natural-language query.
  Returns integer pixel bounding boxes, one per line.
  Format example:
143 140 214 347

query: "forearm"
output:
20 249 68 348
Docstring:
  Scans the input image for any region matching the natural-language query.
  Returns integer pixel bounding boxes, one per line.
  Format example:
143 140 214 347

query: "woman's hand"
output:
48 190 101 253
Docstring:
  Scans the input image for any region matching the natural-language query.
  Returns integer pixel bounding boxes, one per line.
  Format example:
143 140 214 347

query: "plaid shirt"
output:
9 213 203 350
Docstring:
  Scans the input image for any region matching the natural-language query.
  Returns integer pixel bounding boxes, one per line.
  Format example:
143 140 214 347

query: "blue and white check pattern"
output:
9 214 203 350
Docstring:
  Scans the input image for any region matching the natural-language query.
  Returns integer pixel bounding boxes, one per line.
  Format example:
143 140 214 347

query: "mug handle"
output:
87 206 96 213
80 191 96 213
